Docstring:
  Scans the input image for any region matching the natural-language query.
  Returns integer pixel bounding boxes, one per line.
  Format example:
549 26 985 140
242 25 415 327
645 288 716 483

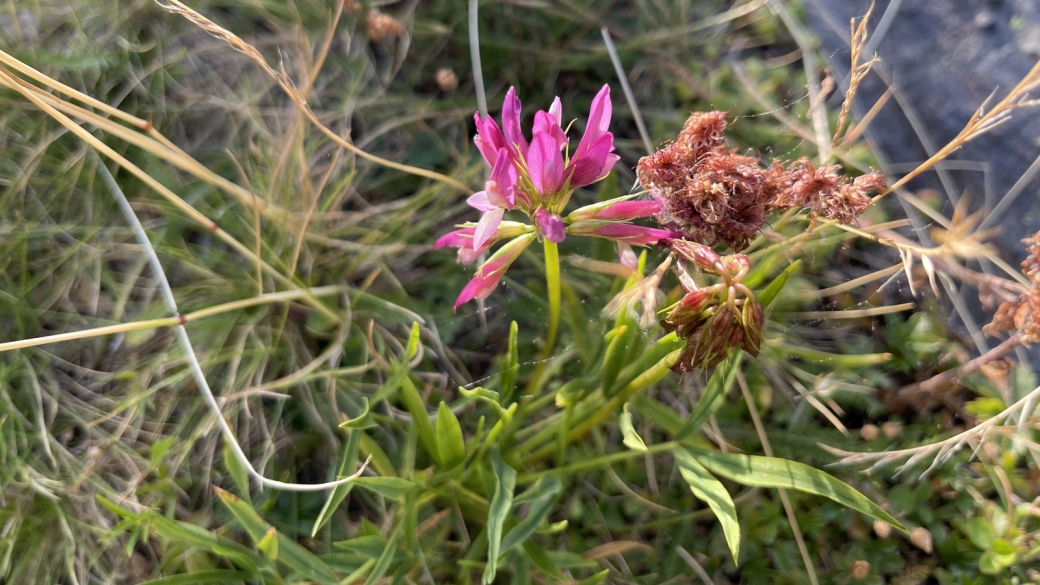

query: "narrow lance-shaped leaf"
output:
437 401 466 468
399 375 441 465
689 448 907 533
500 321 519 403
501 476 563 554
483 449 517 585
312 429 362 537
339 397 376 430
364 522 403 585
677 349 742 440
222 440 251 505
758 259 801 309
214 486 339 584
619 403 648 452
600 325 630 396
675 449 741 562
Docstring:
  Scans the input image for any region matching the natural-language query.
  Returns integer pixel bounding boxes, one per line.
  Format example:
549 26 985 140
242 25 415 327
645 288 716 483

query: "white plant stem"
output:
98 160 368 493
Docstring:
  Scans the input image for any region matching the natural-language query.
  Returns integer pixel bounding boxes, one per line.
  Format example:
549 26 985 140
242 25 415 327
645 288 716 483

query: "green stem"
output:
543 239 561 356
523 239 561 397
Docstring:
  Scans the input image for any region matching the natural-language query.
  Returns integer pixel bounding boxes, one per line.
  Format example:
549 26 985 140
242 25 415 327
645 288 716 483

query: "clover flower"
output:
439 85 679 309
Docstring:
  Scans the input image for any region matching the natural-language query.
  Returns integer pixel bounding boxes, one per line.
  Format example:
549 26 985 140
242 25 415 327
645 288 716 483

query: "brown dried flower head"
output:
637 112 887 251
368 9 405 42
435 67 459 91
985 231 1040 344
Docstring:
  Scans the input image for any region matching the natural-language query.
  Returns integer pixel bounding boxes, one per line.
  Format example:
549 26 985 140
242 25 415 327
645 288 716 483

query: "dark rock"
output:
807 0 1040 266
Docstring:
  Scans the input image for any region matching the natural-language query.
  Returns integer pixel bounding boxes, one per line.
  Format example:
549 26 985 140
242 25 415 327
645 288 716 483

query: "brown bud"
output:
910 527 933 553
850 560 870 579
881 421 903 439
721 254 751 281
873 519 892 539
435 67 458 91
740 296 764 357
367 9 405 42
859 424 880 441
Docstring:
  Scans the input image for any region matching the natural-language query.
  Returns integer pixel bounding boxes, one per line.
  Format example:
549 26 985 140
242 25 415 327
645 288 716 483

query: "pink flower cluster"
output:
437 86 678 310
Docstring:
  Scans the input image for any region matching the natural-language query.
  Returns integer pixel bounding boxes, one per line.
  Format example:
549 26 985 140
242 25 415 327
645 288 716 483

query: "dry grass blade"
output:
878 59 1040 198
157 0 471 194
831 3 878 150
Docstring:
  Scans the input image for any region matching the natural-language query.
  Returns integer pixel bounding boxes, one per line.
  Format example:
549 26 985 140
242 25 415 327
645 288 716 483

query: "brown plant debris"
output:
636 111 886 251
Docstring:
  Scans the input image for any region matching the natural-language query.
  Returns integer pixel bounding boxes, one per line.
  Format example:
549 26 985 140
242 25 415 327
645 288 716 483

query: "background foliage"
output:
1 0 1038 584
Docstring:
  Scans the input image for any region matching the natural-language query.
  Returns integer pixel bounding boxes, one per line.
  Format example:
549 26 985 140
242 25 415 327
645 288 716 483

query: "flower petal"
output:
549 96 562 125
474 113 507 167
617 241 638 269
473 208 505 250
487 148 518 208
527 133 566 196
501 87 528 159
533 111 567 150
569 221 680 245
467 191 496 212
435 227 474 249
534 209 566 243
567 132 617 188
574 85 612 160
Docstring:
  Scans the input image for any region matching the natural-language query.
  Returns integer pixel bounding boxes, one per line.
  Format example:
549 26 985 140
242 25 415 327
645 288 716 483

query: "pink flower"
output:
534 209 566 243
455 233 536 310
435 221 531 264
568 221 680 245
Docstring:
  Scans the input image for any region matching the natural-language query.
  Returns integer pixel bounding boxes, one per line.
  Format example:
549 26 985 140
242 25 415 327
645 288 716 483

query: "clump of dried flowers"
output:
636 111 887 251
658 239 763 370
985 231 1040 344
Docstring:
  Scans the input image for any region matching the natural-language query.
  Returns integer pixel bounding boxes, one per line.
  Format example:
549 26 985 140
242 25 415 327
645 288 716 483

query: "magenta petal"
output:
454 270 500 311
535 209 566 243
467 191 496 212
488 149 518 208
593 224 680 245
527 133 566 196
533 111 567 150
568 132 616 188
473 208 505 250
574 85 612 160
474 113 507 167
617 242 638 269
435 228 474 249
549 96 562 125
596 199 661 220
502 87 528 159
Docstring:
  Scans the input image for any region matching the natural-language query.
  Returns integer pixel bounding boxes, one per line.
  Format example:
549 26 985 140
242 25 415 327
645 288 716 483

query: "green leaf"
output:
773 344 892 367
501 321 519 403
675 449 741 562
483 449 517 584
677 350 742 440
312 430 362 537
352 476 417 500
959 517 996 550
214 486 339 584
757 260 801 309
619 404 648 452
576 569 611 585
339 398 377 429
257 527 278 563
137 570 253 585
333 534 389 558
406 321 422 361
601 325 632 396
612 332 684 393
523 540 566 581
399 375 441 465
364 523 403 585
501 476 562 554
437 401 466 468
689 449 907 533
460 386 508 418
222 441 252 505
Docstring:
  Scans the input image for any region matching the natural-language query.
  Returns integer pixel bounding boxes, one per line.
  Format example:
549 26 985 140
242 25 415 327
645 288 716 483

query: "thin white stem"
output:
98 161 368 492
468 0 487 118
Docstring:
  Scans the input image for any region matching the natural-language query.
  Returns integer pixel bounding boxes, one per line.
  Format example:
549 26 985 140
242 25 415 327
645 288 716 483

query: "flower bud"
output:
663 239 721 272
